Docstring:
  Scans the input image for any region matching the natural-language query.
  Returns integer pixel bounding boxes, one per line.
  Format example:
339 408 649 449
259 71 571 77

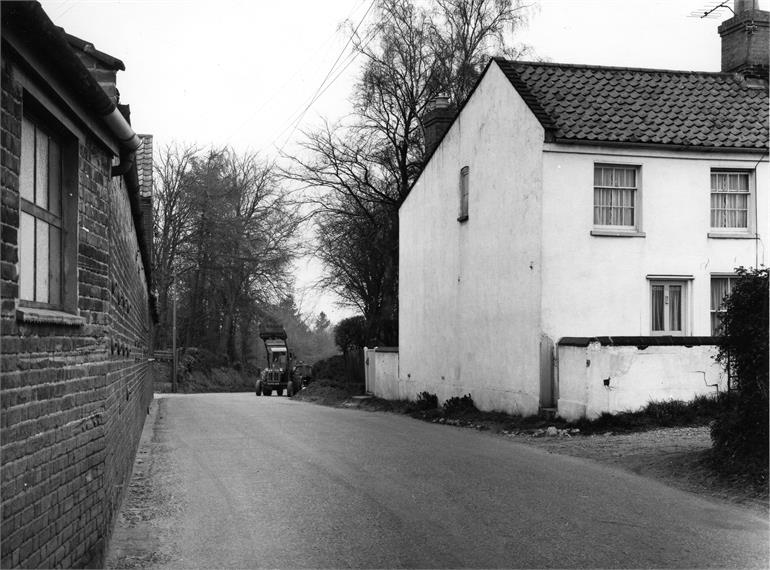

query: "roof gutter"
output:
549 137 770 155
3 1 152 286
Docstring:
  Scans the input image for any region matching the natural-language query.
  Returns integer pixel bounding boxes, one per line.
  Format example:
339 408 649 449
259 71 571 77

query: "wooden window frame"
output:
710 274 737 336
709 169 753 236
18 95 79 316
592 163 643 235
648 277 690 336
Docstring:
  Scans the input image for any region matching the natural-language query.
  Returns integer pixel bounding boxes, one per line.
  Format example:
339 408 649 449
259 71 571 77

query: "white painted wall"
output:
540 146 768 341
557 342 727 421
399 62 545 415
400 60 767 419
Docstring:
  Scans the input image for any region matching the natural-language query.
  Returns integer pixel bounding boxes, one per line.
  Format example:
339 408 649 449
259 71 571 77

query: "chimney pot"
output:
432 94 450 109
423 95 454 156
734 0 759 14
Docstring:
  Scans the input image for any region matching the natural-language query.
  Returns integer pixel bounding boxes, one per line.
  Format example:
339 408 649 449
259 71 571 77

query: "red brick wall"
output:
1 54 153 569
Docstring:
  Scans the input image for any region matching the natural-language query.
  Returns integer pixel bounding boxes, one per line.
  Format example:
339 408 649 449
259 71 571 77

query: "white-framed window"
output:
458 165 469 222
593 164 639 229
650 280 688 335
18 106 76 312
710 275 737 335
710 170 751 231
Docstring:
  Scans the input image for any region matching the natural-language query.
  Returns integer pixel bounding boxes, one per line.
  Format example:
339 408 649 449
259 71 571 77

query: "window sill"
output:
591 229 646 238
457 215 468 223
16 306 84 326
707 232 756 240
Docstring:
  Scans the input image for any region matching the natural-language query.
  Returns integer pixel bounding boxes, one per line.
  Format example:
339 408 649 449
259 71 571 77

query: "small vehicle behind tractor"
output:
255 322 297 397
293 362 313 387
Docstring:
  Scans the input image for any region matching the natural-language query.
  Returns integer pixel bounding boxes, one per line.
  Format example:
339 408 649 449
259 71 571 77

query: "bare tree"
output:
285 0 530 345
154 146 301 364
152 143 199 347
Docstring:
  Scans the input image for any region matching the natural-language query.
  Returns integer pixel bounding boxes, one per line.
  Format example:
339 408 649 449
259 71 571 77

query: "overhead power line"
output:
272 0 378 154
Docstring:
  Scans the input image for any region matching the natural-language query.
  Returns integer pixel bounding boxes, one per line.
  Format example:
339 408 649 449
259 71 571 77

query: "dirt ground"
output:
295 385 769 517
507 426 768 516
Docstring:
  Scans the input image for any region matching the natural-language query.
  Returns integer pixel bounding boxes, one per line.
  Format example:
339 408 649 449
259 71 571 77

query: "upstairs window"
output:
458 166 469 222
711 171 750 230
710 275 737 335
593 165 638 229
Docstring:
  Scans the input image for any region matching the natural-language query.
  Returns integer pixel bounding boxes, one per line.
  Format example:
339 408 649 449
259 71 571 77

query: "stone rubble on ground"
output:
500 426 582 437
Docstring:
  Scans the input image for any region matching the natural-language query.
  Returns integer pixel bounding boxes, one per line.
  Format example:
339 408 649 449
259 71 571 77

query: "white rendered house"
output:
397 3 768 418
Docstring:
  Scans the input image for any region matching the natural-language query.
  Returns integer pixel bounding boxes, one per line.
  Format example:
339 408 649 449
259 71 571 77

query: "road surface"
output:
105 393 769 568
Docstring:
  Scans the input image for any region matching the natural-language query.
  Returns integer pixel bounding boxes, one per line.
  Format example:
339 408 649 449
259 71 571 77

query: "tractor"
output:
255 322 297 397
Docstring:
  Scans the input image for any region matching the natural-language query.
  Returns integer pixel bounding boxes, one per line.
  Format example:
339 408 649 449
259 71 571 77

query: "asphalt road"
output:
105 393 769 569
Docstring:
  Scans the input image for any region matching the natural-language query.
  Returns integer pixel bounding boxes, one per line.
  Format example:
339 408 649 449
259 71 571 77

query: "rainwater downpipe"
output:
751 150 768 268
105 109 142 177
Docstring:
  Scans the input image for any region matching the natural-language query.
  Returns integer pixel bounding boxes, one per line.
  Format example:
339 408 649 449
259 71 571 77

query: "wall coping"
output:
557 336 719 348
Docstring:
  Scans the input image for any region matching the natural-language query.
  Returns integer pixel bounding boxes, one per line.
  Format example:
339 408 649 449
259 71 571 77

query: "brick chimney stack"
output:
718 0 769 79
423 95 454 155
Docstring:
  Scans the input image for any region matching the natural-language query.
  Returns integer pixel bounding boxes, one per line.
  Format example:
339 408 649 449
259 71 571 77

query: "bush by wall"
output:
443 394 478 416
711 267 769 483
312 354 346 381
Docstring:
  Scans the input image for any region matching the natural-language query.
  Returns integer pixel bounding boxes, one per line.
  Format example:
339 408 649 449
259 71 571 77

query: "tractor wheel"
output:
255 381 262 396
287 381 295 397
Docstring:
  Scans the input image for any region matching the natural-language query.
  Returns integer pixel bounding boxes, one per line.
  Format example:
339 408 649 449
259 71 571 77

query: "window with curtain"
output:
458 166 469 222
594 165 638 228
710 276 736 335
650 281 686 335
710 171 750 230
19 114 64 307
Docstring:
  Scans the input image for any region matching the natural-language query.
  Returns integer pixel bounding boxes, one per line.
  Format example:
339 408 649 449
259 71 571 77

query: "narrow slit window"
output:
458 166 469 222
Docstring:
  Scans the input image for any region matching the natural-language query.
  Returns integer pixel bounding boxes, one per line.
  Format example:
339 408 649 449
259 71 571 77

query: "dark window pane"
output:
48 138 62 216
49 225 61 306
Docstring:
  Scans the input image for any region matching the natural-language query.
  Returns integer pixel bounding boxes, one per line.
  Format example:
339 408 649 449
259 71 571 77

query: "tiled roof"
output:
494 58 769 150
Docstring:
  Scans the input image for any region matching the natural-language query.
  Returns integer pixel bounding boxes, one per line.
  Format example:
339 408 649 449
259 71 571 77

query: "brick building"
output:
1 3 154 567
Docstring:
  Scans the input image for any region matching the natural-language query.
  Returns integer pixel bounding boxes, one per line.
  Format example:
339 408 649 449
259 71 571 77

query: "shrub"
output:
711 267 768 482
443 393 477 416
414 391 438 411
334 316 367 353
312 354 346 381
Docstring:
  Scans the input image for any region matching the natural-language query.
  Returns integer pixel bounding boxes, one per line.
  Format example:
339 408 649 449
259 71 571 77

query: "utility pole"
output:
172 272 178 393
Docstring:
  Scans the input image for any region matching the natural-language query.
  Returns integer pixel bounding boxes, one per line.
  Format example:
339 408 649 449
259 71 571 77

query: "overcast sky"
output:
38 0 767 322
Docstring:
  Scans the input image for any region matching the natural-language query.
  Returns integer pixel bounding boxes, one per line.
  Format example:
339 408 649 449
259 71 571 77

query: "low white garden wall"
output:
556 338 726 421
364 347 400 400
